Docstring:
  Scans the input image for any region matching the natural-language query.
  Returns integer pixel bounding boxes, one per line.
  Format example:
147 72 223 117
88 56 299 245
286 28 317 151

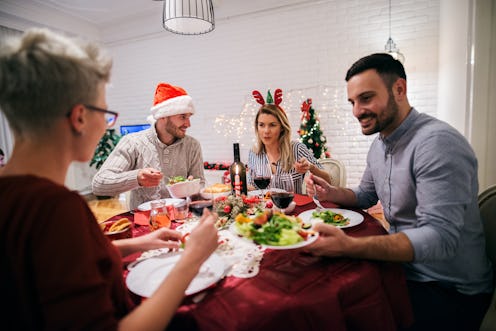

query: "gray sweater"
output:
92 127 205 210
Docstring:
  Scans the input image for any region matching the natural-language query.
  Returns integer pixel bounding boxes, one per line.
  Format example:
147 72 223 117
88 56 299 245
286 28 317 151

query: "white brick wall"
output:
106 0 440 187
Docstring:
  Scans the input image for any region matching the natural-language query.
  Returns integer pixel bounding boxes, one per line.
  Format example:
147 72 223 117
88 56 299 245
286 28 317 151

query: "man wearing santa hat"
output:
92 83 205 210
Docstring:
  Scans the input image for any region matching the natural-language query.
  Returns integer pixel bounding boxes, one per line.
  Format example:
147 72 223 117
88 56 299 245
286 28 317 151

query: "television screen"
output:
120 124 151 136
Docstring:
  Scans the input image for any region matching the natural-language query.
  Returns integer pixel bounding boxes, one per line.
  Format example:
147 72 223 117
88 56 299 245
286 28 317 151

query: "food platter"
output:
229 214 318 250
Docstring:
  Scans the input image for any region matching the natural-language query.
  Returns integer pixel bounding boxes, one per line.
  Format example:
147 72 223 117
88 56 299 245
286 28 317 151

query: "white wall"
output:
104 0 440 188
2 0 494 192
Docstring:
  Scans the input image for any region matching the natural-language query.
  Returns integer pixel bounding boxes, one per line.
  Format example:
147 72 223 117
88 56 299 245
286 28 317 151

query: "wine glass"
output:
270 173 294 214
250 164 272 199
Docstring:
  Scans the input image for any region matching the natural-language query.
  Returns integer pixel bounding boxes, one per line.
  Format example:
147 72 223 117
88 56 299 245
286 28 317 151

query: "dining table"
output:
107 194 414 331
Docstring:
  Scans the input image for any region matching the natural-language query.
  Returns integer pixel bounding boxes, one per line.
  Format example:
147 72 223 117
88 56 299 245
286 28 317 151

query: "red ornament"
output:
223 205 232 213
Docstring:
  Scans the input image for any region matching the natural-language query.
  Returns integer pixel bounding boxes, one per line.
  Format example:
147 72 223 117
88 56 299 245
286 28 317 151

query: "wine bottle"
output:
229 143 247 196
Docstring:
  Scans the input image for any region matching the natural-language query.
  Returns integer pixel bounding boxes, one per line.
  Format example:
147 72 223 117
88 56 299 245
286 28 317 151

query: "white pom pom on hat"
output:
147 82 195 124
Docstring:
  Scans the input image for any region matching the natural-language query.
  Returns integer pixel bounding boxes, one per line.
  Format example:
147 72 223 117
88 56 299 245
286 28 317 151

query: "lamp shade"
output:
384 37 405 63
162 0 215 35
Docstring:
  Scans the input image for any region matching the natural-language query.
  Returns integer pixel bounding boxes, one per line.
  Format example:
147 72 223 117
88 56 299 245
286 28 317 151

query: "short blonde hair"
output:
0 28 112 136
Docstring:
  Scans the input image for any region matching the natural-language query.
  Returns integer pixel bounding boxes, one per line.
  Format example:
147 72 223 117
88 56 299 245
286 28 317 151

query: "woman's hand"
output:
294 157 313 174
182 209 219 265
113 226 183 257
134 227 183 251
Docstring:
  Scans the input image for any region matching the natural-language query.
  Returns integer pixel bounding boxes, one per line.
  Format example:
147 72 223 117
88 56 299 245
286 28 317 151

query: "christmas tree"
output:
298 98 330 159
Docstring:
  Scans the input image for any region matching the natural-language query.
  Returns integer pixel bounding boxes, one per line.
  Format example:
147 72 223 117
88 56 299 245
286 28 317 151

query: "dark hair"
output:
345 53 406 89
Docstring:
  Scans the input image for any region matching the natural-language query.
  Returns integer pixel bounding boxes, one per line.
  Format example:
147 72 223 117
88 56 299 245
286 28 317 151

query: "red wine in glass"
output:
253 177 271 190
271 192 294 209
189 200 213 217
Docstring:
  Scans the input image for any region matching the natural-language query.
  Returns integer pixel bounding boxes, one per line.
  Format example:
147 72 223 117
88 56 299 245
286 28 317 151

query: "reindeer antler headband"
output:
252 89 283 106
252 89 285 115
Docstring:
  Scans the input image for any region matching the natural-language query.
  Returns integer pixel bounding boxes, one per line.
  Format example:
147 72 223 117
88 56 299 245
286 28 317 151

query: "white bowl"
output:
166 178 202 199
200 187 231 200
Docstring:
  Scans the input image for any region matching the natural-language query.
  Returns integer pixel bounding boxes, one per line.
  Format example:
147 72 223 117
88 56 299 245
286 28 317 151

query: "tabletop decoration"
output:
203 161 230 170
216 230 265 278
213 194 265 228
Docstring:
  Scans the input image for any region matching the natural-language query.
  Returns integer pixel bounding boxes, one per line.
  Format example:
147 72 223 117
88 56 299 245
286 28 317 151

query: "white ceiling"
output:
1 0 317 42
1 0 315 27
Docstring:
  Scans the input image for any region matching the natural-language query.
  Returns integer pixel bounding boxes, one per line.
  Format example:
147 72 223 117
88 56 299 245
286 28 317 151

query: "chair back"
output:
478 184 496 331
479 184 496 271
319 158 347 187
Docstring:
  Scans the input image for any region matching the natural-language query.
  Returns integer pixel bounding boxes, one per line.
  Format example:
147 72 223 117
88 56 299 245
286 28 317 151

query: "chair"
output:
319 158 347 187
479 184 496 273
478 184 496 331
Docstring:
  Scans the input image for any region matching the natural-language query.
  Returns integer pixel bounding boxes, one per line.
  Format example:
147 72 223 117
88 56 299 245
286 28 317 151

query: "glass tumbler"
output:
149 200 171 230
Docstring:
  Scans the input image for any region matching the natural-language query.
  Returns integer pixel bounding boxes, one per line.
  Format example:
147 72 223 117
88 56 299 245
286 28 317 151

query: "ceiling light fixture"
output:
156 0 215 35
384 0 405 63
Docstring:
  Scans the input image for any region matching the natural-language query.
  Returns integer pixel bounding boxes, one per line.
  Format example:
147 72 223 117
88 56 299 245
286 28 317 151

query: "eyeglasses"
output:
84 104 119 128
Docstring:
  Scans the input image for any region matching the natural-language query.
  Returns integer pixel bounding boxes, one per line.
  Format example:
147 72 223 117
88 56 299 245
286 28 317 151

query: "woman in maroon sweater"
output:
0 28 219 330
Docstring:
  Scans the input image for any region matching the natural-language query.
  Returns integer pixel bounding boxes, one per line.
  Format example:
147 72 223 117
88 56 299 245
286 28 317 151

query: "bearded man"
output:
305 53 493 331
92 83 205 210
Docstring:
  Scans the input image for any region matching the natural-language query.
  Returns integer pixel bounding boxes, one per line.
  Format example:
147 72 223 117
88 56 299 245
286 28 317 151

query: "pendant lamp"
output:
384 0 405 63
158 0 215 35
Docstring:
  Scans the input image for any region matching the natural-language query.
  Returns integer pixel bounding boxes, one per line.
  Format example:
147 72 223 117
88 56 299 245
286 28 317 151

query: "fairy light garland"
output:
213 85 374 154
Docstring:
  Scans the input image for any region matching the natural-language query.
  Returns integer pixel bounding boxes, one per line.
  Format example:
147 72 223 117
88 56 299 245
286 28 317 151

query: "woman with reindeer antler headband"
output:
248 89 331 194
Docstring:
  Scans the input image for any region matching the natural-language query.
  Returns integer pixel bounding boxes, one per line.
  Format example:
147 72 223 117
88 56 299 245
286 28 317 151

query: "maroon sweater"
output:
0 175 134 330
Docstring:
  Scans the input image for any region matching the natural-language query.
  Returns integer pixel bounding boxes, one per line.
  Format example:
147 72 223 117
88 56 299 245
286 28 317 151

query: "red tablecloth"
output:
111 196 414 331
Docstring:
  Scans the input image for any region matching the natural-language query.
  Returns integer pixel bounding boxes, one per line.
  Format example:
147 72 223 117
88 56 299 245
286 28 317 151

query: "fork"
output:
313 194 325 210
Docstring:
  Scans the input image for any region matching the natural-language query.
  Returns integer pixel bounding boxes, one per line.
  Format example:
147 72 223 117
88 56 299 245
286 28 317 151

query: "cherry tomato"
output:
297 230 309 239
253 212 268 225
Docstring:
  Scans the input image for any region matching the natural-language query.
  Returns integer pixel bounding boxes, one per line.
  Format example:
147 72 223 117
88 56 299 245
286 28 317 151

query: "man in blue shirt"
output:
305 53 493 330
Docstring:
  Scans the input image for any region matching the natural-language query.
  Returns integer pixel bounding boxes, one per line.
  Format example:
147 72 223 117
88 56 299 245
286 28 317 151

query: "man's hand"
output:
138 168 163 187
305 173 331 200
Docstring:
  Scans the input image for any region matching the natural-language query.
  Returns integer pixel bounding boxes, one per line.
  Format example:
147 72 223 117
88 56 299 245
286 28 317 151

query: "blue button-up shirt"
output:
353 108 493 295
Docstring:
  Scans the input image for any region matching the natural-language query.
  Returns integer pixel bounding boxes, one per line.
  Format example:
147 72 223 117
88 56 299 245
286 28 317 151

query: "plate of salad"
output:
230 211 318 250
298 208 364 228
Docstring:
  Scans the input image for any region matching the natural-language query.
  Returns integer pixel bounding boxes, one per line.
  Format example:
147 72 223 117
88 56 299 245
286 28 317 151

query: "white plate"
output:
229 222 318 250
298 208 364 228
137 198 184 211
126 251 225 297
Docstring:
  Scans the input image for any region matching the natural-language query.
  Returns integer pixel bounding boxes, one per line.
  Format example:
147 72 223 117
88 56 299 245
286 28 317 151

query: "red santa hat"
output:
148 83 195 123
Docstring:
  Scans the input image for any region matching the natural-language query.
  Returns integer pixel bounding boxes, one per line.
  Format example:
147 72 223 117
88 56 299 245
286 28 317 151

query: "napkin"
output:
134 211 150 226
294 194 313 206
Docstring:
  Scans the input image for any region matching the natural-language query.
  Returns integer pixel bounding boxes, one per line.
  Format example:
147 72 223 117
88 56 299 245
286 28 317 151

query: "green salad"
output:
312 210 349 226
235 212 308 246
168 176 187 185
